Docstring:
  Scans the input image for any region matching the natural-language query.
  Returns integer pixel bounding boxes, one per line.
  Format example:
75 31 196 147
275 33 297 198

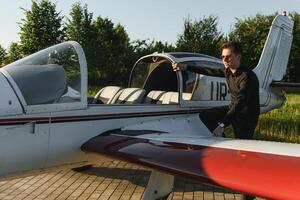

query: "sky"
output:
0 0 299 49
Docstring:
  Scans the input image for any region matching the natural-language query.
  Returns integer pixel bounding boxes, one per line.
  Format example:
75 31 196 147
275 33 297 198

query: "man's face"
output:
221 48 241 70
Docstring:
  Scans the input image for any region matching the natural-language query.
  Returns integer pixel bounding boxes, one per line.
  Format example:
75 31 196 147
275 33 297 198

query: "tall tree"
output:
19 0 63 55
129 39 175 67
65 2 96 87
90 17 131 86
65 2 95 66
229 13 300 82
0 45 6 66
131 39 175 55
229 14 275 69
176 15 223 57
4 43 23 65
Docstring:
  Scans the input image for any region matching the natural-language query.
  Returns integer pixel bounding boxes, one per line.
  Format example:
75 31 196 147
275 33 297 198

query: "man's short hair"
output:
221 42 242 55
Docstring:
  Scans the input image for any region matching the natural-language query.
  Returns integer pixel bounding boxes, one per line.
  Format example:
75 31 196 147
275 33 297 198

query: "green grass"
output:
254 93 300 143
226 93 300 142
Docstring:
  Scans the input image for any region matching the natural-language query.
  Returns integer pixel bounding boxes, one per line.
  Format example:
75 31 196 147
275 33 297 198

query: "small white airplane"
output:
0 14 299 199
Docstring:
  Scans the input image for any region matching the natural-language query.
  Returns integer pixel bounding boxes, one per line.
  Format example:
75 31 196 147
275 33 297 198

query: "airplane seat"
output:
158 92 192 104
111 88 146 104
168 92 179 104
168 92 192 104
144 90 167 104
93 86 122 104
182 93 192 101
156 92 176 104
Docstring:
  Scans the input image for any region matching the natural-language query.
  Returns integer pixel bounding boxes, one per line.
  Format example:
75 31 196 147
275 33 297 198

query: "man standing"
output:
173 42 259 200
172 42 260 139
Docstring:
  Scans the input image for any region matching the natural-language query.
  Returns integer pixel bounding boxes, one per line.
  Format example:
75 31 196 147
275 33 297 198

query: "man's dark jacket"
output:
186 64 260 129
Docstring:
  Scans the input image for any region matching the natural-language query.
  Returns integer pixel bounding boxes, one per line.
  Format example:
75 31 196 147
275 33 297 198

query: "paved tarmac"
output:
0 161 263 200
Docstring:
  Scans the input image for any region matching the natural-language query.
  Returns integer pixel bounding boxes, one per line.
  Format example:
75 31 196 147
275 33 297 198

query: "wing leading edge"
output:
271 81 300 93
82 130 300 199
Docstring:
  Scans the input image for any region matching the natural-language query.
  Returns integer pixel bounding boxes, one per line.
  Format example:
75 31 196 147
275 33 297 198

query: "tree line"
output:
0 0 299 86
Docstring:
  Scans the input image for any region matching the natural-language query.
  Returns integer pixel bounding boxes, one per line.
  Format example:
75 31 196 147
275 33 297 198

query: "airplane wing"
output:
82 129 300 199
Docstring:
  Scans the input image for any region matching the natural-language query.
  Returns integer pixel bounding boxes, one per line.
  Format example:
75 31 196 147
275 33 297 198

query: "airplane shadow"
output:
79 165 237 194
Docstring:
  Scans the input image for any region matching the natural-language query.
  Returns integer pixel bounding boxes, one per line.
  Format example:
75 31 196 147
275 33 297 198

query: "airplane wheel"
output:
72 164 93 172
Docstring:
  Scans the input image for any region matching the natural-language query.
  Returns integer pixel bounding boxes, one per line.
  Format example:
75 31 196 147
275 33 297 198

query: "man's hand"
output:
213 125 224 137
172 63 187 72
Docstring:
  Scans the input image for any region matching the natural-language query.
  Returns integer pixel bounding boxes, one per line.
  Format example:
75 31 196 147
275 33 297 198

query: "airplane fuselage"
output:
0 40 287 179
0 104 212 178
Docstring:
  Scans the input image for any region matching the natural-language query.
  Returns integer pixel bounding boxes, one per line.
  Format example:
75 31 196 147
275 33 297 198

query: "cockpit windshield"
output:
2 43 82 105
181 60 229 102
130 56 178 93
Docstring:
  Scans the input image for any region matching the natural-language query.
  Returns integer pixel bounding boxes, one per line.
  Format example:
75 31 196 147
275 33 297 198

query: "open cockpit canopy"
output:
126 52 226 105
1 41 87 113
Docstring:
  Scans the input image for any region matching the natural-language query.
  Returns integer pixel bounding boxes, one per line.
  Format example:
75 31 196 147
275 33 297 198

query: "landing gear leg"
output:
143 170 174 200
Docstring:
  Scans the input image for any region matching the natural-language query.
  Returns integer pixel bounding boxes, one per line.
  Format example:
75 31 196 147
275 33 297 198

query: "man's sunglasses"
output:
220 55 232 60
